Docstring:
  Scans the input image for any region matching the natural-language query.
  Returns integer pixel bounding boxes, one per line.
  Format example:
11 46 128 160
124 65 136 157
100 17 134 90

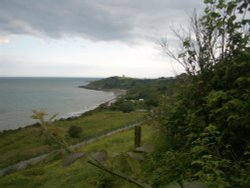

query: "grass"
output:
0 110 145 169
0 124 153 188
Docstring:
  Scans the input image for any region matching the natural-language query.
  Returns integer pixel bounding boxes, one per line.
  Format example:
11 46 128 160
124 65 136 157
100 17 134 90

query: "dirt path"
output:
0 121 143 176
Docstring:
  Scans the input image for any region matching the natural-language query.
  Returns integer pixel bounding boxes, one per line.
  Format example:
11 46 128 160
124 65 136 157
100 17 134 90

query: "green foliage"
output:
85 76 176 110
88 147 152 188
67 125 82 138
84 76 148 90
31 110 71 152
170 0 250 77
154 51 250 186
118 101 135 113
190 125 231 186
150 151 190 188
153 0 250 187
96 171 115 188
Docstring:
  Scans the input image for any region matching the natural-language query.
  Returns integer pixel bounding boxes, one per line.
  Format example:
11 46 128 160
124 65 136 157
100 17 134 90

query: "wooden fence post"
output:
134 126 141 148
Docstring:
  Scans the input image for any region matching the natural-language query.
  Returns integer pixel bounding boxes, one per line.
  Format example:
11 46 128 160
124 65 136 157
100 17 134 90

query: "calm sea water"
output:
0 77 114 131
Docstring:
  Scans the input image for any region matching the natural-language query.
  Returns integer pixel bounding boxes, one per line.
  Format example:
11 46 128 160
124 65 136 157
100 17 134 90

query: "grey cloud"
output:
0 0 203 41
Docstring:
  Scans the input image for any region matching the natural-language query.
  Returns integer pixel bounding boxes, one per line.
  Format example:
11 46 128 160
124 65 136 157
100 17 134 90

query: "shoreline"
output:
0 87 126 133
78 85 126 96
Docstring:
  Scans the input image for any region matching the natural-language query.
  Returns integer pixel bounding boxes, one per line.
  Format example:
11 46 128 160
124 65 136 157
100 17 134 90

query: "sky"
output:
0 0 204 78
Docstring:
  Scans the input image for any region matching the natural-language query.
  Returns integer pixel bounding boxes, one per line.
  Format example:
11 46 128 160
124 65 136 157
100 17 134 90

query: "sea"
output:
0 77 114 131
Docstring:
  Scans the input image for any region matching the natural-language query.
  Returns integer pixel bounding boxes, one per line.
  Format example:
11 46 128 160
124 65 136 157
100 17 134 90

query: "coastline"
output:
0 87 126 133
78 85 126 96
78 85 126 108
59 88 124 120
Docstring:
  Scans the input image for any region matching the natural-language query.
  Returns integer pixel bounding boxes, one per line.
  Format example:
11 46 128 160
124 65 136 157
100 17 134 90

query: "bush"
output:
120 102 135 113
68 125 82 138
96 172 114 188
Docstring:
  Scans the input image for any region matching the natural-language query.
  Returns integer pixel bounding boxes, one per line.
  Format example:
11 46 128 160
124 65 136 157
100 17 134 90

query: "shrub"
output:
120 102 134 113
68 125 82 138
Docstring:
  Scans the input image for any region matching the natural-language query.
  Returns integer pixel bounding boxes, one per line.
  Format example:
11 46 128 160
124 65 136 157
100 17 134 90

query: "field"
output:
0 123 153 188
0 110 145 169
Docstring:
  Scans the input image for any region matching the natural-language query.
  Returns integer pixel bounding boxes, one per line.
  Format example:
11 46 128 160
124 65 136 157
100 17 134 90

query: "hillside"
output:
0 124 154 188
80 76 173 90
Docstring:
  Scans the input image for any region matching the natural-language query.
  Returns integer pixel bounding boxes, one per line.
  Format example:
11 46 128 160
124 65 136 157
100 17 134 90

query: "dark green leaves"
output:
157 0 250 183
204 0 215 4
227 1 237 15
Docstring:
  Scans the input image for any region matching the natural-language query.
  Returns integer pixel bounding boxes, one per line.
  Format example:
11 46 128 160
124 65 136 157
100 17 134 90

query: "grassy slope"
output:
0 110 145 169
0 124 153 188
0 76 164 187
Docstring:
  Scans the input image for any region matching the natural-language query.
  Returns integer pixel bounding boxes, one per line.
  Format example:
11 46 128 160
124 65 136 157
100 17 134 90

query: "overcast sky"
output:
0 0 204 78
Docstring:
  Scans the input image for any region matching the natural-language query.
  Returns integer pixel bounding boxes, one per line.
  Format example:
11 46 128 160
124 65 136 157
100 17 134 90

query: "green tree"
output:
153 0 250 187
162 0 249 78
